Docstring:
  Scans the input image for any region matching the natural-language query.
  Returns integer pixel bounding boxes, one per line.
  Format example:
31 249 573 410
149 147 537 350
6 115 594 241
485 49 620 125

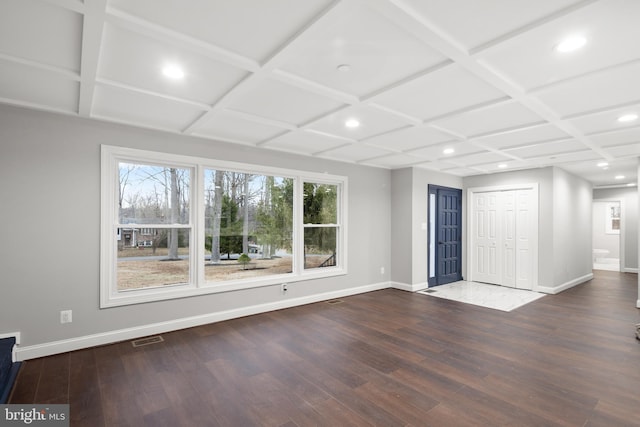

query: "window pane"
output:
304 227 337 269
203 170 293 282
119 163 190 224
117 228 190 290
303 183 338 224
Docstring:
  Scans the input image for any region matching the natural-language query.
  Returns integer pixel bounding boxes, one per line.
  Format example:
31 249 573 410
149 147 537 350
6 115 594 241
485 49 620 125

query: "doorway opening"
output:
592 200 621 272
428 185 462 287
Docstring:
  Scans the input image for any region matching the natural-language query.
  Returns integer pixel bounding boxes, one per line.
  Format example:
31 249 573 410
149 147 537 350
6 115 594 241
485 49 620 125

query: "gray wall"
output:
593 186 638 271
463 167 555 288
0 105 391 348
390 168 413 285
552 167 593 286
389 168 463 288
463 166 593 291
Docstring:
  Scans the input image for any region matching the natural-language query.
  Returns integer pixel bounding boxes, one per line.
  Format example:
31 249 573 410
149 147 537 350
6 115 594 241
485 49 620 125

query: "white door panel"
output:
471 187 537 289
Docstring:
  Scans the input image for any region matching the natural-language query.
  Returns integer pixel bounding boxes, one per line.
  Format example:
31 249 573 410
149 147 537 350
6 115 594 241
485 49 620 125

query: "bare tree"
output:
167 168 180 260
211 170 224 264
242 174 251 254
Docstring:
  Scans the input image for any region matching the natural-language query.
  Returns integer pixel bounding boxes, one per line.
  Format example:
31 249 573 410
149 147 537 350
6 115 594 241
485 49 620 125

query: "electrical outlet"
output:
380 267 385 275
281 283 288 294
60 310 72 324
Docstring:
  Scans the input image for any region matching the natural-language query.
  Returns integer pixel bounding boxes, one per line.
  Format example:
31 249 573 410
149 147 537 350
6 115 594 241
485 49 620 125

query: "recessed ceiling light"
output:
498 163 507 169
345 119 360 128
627 183 637 187
336 64 351 72
162 64 185 80
443 148 455 155
615 175 625 180
617 113 638 123
555 35 587 53
597 162 608 168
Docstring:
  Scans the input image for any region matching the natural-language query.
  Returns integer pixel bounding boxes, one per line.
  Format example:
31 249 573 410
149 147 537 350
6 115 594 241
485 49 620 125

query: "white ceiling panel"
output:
473 124 571 150
448 150 513 167
0 0 638 186
565 105 640 135
400 0 584 51
526 150 602 166
192 110 285 145
0 59 79 113
431 166 482 177
306 105 409 140
98 23 248 105
407 141 484 161
371 63 506 120
589 127 640 148
505 139 587 159
318 143 394 163
603 142 640 159
561 157 638 186
478 0 640 91
0 0 82 72
534 61 640 118
472 160 532 174
227 78 345 126
362 153 422 168
432 101 544 138
92 84 206 131
365 126 455 152
108 0 335 62
279 1 447 97
264 130 347 155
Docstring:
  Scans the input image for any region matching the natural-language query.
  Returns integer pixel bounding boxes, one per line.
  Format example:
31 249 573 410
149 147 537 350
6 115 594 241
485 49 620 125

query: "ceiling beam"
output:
77 0 107 117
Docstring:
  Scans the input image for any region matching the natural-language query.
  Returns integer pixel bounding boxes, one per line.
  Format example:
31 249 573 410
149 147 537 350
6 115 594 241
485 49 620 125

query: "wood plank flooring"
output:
9 270 640 426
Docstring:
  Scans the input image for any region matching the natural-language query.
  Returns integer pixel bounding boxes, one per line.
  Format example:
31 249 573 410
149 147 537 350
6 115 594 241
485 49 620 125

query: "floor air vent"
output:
131 335 164 348
326 299 344 305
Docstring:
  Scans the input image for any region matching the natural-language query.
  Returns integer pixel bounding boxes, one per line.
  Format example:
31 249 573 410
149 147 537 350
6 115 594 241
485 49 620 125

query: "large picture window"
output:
101 146 346 307
203 169 294 283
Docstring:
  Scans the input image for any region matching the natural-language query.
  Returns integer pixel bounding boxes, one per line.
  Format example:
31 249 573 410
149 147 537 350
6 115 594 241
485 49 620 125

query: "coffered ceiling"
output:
1 0 639 187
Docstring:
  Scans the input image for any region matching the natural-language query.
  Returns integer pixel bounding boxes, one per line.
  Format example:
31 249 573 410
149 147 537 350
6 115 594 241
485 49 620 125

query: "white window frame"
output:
100 145 347 308
300 180 344 273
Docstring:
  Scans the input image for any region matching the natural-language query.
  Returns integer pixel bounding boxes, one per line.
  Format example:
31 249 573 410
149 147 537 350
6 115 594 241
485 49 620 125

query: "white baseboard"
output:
622 267 639 273
16 282 391 361
0 332 20 363
390 281 428 292
536 273 594 295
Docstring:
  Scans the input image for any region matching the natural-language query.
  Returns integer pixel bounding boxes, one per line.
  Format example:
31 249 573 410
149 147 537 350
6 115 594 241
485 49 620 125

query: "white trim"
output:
15 282 390 361
101 145 348 307
536 273 593 294
0 332 20 363
391 281 428 292
623 267 639 273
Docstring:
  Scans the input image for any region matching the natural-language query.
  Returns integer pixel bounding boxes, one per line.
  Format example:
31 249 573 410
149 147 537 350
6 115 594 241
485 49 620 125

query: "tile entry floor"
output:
418 281 546 312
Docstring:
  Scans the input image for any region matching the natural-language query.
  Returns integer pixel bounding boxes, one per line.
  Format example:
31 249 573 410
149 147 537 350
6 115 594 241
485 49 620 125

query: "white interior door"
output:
502 191 516 287
472 192 501 285
515 189 534 290
471 188 536 290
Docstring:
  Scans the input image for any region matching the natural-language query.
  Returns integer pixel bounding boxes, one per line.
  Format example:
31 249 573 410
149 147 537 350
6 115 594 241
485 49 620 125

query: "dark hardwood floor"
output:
10 270 640 426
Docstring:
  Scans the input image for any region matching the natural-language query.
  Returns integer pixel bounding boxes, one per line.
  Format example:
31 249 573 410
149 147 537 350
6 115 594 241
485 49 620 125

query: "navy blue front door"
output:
429 186 462 286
